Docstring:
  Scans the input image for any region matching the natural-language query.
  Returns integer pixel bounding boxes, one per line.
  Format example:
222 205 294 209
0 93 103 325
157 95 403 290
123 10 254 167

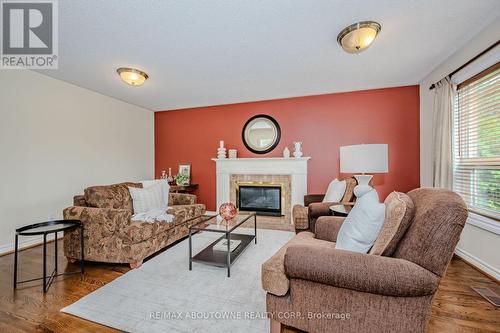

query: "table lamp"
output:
340 144 388 197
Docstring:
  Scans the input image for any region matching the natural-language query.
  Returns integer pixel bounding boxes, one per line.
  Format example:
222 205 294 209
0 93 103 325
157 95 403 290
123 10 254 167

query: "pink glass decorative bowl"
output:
219 203 237 221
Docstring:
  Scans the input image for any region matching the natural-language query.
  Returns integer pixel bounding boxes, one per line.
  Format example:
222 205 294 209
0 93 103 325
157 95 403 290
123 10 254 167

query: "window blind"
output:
453 63 499 220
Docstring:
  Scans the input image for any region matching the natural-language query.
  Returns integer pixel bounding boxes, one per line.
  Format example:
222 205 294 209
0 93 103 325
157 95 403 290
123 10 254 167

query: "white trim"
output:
0 233 63 255
455 246 500 280
467 212 500 235
205 210 218 216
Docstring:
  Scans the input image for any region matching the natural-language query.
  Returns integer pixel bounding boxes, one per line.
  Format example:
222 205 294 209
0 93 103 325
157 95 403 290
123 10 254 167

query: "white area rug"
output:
62 228 294 333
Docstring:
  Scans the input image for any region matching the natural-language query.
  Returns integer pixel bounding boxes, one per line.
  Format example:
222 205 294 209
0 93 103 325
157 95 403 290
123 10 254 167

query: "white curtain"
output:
432 77 455 188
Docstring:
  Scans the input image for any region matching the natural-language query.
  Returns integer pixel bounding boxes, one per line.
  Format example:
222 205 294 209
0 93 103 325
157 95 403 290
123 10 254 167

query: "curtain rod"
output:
428 40 499 90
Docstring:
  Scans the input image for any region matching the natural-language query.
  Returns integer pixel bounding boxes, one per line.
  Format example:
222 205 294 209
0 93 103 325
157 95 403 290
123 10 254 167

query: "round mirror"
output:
242 115 281 154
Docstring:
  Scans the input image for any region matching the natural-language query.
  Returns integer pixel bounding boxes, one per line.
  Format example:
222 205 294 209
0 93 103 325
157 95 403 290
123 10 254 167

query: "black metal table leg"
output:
54 231 58 274
80 224 84 275
13 234 18 289
188 229 192 270
254 214 257 244
43 233 47 293
226 233 231 278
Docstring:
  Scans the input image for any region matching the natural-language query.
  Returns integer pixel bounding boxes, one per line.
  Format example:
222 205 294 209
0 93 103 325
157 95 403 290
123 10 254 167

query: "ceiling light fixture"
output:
337 21 381 54
116 67 149 86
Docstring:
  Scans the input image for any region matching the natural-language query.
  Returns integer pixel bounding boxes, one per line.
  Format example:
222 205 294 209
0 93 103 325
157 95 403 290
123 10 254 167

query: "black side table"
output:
14 220 84 293
329 204 353 217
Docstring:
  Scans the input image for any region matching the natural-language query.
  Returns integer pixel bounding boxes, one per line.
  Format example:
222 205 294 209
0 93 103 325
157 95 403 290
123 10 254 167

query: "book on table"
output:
213 239 241 252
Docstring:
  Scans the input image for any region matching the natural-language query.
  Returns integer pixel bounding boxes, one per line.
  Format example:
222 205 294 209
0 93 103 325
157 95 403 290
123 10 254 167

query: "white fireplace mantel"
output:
211 157 311 210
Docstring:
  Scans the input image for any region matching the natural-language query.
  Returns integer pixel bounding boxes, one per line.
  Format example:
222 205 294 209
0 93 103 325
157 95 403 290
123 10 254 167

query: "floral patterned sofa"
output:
63 182 205 268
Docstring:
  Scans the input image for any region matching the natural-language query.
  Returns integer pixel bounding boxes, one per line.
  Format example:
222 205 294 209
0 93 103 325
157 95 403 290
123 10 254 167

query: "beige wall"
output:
0 70 154 253
419 18 500 279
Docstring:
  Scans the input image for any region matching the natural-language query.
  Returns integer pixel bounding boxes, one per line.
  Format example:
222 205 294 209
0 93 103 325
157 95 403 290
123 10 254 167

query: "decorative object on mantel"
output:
228 149 237 159
160 170 166 179
340 144 388 197
219 202 237 228
242 114 281 154
217 140 227 159
293 141 303 158
283 146 290 158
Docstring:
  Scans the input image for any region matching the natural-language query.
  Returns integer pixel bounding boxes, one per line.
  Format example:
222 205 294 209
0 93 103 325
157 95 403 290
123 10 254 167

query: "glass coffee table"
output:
188 213 256 277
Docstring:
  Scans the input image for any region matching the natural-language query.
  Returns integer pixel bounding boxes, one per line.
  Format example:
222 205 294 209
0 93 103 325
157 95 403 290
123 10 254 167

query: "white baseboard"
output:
205 210 217 216
0 233 63 255
455 247 500 281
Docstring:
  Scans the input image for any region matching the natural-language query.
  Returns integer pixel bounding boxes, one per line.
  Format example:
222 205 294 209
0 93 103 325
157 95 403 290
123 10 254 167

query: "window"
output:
453 63 499 220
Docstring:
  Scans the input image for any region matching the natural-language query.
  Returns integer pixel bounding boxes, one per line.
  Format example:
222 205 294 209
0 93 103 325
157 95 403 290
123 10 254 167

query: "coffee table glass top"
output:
190 213 256 233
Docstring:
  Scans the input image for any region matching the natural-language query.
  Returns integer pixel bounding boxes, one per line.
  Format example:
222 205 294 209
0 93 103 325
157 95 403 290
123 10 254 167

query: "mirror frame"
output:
241 114 281 154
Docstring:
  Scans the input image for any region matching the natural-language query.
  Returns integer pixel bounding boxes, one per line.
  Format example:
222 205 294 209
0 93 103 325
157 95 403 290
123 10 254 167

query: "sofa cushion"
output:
84 182 142 212
261 232 335 296
369 191 415 256
122 220 176 244
292 205 308 230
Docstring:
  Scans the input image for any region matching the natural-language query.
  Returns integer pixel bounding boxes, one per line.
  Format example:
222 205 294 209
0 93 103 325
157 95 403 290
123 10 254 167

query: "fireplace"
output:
237 184 283 216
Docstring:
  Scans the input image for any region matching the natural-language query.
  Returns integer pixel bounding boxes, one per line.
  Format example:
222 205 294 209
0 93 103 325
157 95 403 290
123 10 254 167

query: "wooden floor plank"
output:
0 240 498 332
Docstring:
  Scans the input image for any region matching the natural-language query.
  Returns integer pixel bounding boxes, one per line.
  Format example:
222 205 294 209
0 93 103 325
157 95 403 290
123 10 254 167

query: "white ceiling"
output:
39 0 500 111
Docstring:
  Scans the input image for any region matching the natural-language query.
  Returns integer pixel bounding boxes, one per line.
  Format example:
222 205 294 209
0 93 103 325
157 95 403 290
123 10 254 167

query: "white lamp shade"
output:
340 144 388 173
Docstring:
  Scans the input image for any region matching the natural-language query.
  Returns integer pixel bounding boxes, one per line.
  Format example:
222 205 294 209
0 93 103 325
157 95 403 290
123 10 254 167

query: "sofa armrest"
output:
73 195 87 207
308 202 334 219
304 194 325 206
169 193 197 205
284 245 439 297
309 201 355 219
63 206 131 236
314 216 345 242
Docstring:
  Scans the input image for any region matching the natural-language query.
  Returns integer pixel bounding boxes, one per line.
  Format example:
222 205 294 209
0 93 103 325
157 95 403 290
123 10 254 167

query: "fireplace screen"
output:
238 185 282 216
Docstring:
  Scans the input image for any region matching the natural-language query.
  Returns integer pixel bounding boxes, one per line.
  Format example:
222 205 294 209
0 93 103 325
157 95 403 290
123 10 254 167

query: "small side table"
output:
169 183 199 193
14 220 84 293
329 204 353 217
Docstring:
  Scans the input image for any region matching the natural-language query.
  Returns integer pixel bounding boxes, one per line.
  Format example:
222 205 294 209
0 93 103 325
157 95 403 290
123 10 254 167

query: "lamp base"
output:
353 174 373 197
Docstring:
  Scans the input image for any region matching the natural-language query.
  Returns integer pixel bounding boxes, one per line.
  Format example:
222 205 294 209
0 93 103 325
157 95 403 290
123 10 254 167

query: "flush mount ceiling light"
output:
337 21 381 54
116 67 149 86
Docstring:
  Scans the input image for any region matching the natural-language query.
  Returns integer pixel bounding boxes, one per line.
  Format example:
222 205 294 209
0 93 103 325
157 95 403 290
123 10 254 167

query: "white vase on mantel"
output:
293 141 303 158
283 147 290 158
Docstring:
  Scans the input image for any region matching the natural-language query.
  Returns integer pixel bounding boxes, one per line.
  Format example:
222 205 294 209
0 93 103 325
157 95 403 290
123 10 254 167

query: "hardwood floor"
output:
0 240 498 333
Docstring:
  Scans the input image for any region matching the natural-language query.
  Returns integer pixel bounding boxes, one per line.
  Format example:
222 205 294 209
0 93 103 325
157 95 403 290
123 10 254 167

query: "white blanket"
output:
131 208 174 223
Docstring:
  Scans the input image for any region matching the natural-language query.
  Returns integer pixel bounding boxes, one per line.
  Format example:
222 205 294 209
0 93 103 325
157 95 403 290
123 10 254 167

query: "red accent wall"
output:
155 86 420 210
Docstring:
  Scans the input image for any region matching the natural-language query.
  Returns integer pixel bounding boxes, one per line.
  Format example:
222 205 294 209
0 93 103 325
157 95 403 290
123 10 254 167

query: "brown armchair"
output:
263 188 468 333
292 177 357 232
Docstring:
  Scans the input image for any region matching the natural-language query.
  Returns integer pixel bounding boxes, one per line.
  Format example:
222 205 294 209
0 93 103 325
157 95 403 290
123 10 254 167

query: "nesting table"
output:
14 220 84 293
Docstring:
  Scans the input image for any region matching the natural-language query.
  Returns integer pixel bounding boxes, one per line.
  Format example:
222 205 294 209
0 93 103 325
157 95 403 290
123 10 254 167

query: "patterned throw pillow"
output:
369 191 415 256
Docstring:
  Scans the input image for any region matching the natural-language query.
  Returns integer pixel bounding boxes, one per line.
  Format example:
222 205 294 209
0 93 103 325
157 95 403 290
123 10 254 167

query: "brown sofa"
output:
262 188 468 333
292 177 357 232
63 182 206 268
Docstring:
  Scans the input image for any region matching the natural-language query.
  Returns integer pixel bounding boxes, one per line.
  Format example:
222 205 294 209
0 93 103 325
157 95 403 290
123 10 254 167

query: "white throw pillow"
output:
141 179 170 207
335 189 386 253
129 182 167 214
323 179 347 203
